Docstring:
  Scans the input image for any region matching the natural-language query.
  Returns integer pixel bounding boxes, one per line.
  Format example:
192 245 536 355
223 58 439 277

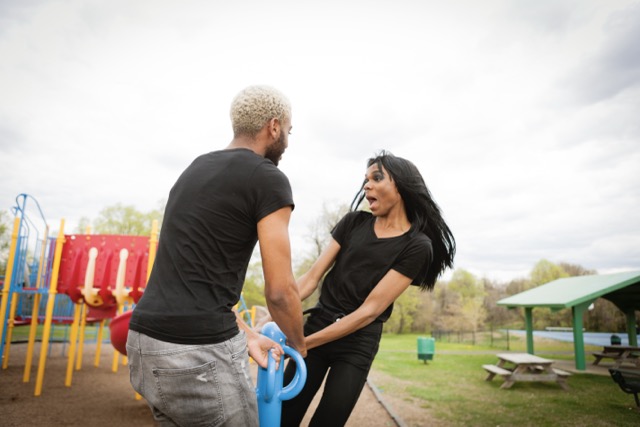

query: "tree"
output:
0 209 12 273
483 278 519 329
448 269 487 334
558 262 596 277
303 201 349 259
411 284 438 333
505 277 531 296
76 203 163 236
294 201 350 311
294 256 320 311
242 261 267 309
384 286 420 334
431 280 464 332
530 259 568 286
525 260 571 328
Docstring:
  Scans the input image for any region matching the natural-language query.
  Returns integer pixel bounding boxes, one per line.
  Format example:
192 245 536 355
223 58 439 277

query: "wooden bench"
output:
482 364 512 381
609 368 640 407
552 368 571 390
594 350 640 367
483 363 571 390
593 352 625 364
552 368 571 377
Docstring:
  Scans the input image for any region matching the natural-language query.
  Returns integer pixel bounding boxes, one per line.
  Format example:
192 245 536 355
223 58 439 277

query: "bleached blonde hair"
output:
230 85 292 137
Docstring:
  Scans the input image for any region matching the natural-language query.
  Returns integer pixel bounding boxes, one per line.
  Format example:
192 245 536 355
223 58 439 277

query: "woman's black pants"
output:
280 320 382 427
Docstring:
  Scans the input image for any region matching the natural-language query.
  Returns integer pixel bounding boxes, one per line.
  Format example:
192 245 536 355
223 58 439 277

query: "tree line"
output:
0 203 632 333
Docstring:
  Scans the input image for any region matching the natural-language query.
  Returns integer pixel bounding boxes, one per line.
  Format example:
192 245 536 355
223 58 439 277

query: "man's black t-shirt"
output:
130 149 293 344
319 211 432 322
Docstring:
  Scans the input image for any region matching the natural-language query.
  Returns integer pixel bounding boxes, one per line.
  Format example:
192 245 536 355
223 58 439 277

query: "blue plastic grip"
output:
280 344 307 401
263 349 276 403
256 322 307 427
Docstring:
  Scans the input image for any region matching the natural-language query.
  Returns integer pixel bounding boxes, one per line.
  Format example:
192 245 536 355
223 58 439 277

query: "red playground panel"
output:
56 234 153 307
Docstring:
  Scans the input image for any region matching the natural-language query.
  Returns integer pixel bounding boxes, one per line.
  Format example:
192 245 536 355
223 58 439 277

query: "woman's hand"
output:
305 269 413 350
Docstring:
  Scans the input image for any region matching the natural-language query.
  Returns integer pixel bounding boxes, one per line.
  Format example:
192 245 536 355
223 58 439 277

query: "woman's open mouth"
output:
366 196 378 209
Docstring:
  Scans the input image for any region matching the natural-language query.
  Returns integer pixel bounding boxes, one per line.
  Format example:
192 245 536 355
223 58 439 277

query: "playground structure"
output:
0 194 158 396
1 193 273 398
1 193 305 427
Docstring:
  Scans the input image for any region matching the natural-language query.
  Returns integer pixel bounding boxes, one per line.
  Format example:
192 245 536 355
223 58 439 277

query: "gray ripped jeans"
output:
126 330 258 427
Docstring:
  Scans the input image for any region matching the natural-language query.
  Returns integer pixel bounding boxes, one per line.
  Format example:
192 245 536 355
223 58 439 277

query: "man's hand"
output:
247 334 283 369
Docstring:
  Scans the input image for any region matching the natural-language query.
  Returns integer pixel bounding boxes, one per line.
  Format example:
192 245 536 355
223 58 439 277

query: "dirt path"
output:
1 343 423 426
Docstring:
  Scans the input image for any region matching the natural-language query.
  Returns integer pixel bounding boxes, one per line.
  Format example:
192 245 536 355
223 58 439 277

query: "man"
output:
127 85 306 426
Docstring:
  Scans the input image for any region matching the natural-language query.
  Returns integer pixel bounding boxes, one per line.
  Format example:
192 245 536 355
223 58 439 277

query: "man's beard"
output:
265 131 286 166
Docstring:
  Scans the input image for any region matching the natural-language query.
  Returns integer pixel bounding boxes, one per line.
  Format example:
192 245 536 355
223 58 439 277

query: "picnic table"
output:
592 345 640 368
483 353 570 390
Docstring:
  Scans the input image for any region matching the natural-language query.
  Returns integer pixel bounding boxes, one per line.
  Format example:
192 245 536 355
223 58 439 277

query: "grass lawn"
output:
373 333 639 426
7 325 638 425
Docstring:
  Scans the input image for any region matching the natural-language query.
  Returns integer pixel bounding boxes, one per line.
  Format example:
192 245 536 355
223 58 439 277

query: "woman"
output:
281 150 455 426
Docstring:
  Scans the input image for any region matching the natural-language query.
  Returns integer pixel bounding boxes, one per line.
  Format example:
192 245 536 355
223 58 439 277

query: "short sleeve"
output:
251 161 294 222
392 235 432 284
331 211 365 245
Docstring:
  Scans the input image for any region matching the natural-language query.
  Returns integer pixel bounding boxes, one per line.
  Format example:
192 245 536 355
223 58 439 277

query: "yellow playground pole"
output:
94 319 106 367
23 292 42 381
3 309 19 368
0 217 20 367
75 303 88 371
64 303 82 387
64 301 84 387
146 220 158 289
2 295 20 369
111 304 123 373
34 219 66 396
24 227 49 382
111 247 131 373
67 238 101 385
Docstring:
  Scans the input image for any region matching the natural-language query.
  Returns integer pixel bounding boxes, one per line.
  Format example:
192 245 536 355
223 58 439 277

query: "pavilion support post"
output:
524 307 534 354
571 304 587 371
625 310 638 347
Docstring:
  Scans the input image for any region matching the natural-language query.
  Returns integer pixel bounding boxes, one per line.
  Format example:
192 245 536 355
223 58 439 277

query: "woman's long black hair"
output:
350 150 456 291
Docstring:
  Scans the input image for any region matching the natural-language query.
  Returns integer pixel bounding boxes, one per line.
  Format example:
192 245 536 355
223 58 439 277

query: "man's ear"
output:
269 118 281 139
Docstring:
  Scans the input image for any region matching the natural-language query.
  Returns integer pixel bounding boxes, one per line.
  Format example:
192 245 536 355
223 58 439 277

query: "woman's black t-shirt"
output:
319 211 432 322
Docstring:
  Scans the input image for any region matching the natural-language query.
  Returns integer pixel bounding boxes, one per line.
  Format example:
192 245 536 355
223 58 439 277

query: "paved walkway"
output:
249 363 399 427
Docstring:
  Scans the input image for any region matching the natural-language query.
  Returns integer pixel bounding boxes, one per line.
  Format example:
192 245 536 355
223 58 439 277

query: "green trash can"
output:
417 337 435 364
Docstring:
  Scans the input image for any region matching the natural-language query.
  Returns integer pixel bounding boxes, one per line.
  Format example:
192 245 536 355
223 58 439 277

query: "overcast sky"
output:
1 0 639 282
